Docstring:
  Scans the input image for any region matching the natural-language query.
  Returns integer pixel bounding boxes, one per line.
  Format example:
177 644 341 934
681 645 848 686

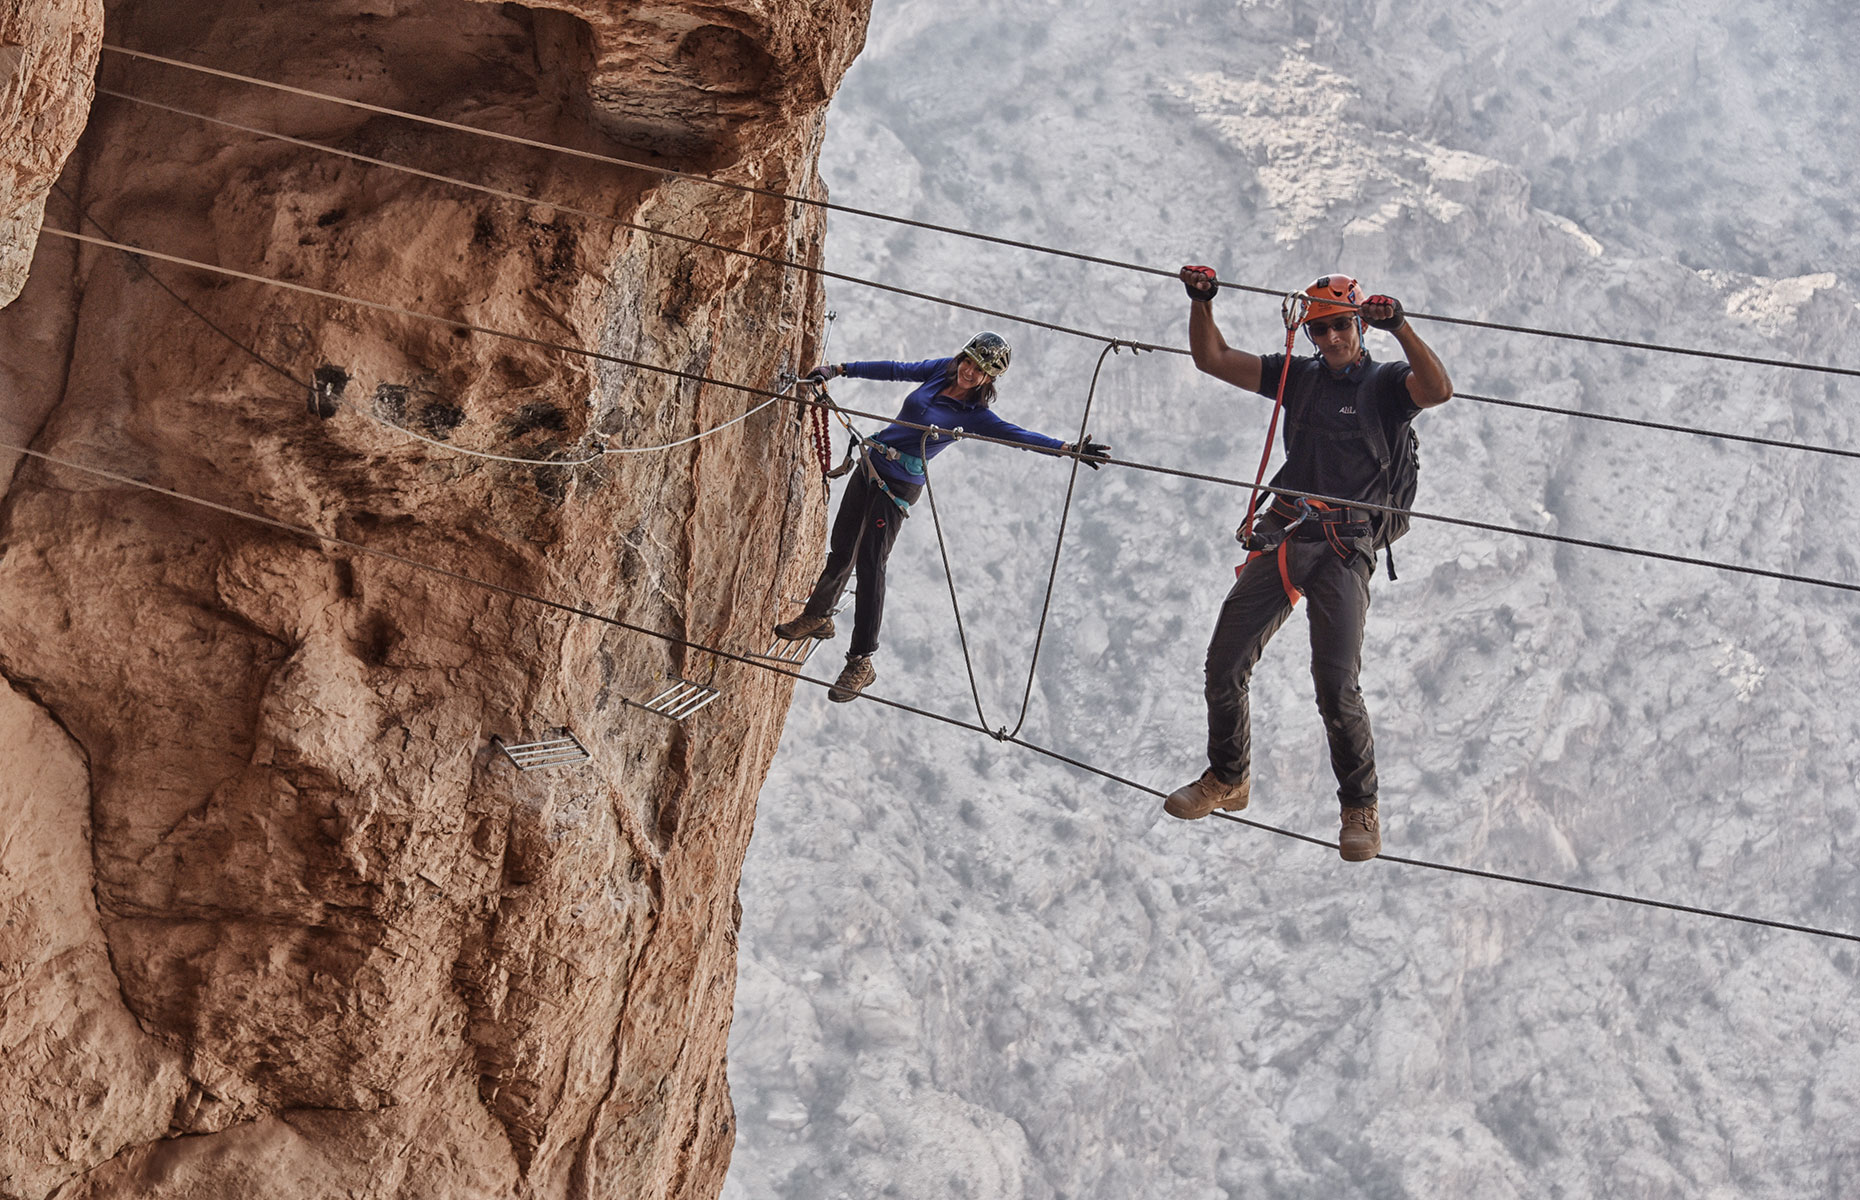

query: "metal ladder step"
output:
750 634 821 667
496 730 592 771
630 678 721 721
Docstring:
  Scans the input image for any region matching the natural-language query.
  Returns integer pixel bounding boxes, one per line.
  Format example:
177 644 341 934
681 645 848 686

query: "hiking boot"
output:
827 653 875 703
774 613 835 641
1163 769 1250 820
1339 804 1381 861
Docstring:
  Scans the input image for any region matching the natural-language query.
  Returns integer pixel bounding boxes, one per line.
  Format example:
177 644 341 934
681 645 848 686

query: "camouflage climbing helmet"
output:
959 331 1012 377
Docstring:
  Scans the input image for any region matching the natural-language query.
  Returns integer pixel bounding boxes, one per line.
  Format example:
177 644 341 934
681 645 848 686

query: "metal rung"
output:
751 634 820 667
498 730 592 771
632 678 721 721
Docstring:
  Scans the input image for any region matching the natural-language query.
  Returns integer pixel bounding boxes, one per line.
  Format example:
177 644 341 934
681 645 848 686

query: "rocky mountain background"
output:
0 1 867 1197
727 1 1860 1198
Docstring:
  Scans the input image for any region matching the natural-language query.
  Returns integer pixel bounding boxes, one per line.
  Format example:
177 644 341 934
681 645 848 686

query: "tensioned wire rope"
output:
53 156 1830 749
39 225 1860 600
53 197 1833 809
55 210 1854 808
54 61 1860 956
44 179 1066 733
93 81 1860 467
5 435 1855 947
101 44 1860 383
913 341 1128 738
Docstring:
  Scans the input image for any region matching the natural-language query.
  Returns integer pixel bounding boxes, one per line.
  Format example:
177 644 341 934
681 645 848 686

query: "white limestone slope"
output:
728 2 1860 1197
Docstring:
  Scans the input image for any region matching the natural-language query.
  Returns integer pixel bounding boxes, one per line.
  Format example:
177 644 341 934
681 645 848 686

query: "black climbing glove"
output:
1362 294 1406 331
1180 265 1219 303
804 363 842 384
1066 435 1111 469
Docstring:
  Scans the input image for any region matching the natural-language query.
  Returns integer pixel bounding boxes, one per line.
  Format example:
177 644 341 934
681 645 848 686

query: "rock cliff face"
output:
0 0 101 307
0 1 866 1197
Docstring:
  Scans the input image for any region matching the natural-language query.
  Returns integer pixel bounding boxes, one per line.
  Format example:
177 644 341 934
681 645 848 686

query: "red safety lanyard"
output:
1237 293 1310 542
810 402 834 477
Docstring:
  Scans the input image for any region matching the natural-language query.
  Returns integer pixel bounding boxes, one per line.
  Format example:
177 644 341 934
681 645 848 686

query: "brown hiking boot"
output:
1163 769 1250 820
1339 804 1381 861
774 613 836 641
827 653 875 703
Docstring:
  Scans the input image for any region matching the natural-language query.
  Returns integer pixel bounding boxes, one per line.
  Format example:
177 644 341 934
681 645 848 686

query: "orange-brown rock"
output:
0 0 102 307
0 0 867 1196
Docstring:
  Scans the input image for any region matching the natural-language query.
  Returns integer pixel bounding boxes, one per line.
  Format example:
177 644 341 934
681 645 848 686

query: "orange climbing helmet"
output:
1304 273 1363 321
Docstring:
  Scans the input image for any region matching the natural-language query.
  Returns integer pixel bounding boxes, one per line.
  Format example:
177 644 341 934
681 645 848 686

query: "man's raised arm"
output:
1181 265 1263 393
1363 294 1453 409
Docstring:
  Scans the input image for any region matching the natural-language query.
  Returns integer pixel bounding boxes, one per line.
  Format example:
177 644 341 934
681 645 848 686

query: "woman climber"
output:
773 331 1111 703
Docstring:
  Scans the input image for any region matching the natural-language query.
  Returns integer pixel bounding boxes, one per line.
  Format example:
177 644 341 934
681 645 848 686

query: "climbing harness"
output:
806 376 922 514
1240 496 1376 604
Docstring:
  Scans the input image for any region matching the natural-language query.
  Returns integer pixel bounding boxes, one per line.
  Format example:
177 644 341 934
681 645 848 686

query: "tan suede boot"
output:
774 613 836 640
1163 769 1251 820
827 653 875 703
1339 804 1381 861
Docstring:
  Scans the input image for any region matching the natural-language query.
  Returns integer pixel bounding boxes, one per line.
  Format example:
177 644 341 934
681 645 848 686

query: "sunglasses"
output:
1305 317 1358 337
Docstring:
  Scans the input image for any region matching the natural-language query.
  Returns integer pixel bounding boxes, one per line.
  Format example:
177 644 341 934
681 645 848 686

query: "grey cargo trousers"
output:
1204 539 1378 808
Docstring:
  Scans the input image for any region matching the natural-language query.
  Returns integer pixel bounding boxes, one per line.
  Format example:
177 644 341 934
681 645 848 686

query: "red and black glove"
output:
1362 294 1406 331
1180 265 1219 303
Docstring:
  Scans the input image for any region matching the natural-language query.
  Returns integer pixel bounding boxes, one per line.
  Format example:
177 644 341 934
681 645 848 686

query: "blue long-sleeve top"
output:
841 357 1066 486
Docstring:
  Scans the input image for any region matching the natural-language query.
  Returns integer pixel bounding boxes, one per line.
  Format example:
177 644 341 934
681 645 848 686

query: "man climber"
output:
1164 268 1453 860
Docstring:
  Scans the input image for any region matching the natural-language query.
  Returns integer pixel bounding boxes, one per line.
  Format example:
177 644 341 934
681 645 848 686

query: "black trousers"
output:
802 468 919 656
1203 539 1377 807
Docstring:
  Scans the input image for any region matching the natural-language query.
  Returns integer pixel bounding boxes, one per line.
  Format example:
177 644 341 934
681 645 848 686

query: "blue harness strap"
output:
858 448 915 513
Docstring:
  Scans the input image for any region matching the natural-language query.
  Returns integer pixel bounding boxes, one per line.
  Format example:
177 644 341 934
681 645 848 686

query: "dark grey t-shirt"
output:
1253 352 1416 506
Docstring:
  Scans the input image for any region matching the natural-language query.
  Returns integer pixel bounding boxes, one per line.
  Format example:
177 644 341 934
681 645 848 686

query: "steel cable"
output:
96 83 1860 462
919 433 995 733
1003 340 1125 740
57 166 756 466
101 45 1860 380
90 87 1181 356
40 224 1860 598
6 436 1855 947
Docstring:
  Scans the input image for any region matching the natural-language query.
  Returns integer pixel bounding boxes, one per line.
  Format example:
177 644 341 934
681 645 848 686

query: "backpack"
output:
1282 360 1421 579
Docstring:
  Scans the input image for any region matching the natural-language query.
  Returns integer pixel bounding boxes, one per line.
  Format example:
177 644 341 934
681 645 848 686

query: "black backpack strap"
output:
1351 366 1394 476
1353 364 1407 579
